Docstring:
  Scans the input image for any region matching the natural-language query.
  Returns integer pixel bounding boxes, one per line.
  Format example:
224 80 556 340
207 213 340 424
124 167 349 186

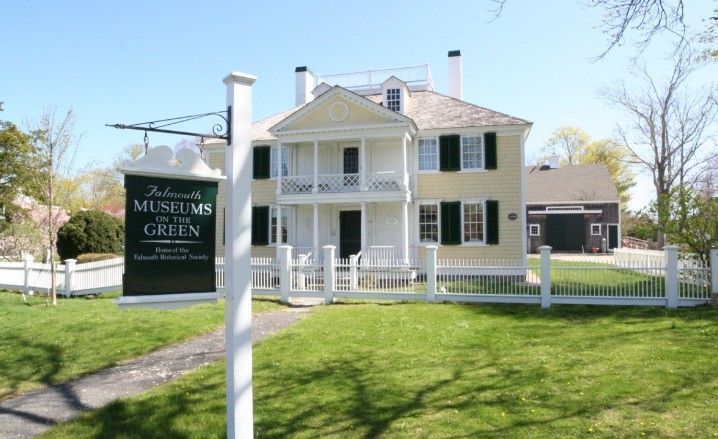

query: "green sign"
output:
124 174 218 296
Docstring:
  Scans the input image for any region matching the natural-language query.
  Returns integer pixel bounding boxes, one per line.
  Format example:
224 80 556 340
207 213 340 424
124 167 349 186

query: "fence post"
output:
710 248 717 308
664 245 679 309
426 246 437 303
63 259 76 298
540 246 552 308
349 254 358 290
323 245 335 305
23 254 34 294
278 245 292 304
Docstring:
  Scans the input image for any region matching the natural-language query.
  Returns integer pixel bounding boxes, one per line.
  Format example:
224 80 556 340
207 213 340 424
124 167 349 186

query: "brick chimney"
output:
295 66 314 106
448 50 463 100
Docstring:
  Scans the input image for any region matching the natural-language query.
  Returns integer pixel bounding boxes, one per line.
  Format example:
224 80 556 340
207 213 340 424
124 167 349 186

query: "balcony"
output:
278 171 408 196
315 65 433 94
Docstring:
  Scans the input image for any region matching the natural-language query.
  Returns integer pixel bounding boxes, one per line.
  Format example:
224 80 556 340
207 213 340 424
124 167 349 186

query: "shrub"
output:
57 210 124 260
76 253 122 264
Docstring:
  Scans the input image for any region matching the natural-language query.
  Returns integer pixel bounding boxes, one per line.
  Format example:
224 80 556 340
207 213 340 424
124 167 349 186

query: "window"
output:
462 136 483 170
463 203 484 242
386 88 400 112
419 204 439 242
253 146 271 179
591 224 602 235
418 138 438 171
270 207 288 244
270 146 288 178
439 200 499 245
529 224 540 236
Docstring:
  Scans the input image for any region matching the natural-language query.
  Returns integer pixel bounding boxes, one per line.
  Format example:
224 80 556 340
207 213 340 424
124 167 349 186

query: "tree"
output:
662 186 718 262
29 107 81 305
490 0 691 59
542 126 590 165
56 210 124 260
697 9 718 60
0 121 40 228
599 47 718 246
579 139 637 207
541 126 637 208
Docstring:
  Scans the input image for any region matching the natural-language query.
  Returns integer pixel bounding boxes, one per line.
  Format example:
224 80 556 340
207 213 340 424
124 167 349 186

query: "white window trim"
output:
270 146 289 180
416 201 440 245
460 135 485 171
591 224 602 236
529 224 540 236
460 199 488 246
269 206 288 245
417 137 439 172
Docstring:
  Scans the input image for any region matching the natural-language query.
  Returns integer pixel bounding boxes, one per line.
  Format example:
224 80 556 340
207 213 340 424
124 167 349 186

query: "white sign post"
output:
224 72 256 439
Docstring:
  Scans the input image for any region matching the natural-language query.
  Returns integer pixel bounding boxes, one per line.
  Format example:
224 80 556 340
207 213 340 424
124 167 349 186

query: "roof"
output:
526 164 620 204
251 89 531 141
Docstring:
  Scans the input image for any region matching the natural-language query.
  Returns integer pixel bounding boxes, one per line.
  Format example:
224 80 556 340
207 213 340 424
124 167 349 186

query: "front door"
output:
339 210 361 259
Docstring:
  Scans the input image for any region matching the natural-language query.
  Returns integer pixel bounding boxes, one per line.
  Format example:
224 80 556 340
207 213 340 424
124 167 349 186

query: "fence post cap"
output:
23 254 34 262
322 245 336 250
663 245 680 251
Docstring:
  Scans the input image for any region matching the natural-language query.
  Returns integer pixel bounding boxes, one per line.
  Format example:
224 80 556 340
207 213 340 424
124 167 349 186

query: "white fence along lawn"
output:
1 247 716 308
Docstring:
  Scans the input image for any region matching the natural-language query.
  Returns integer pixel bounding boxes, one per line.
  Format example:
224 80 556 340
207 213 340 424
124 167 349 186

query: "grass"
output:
0 290 284 400
38 302 718 438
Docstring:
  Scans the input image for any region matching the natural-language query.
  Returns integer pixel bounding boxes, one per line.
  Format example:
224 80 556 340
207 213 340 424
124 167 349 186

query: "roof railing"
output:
316 64 433 92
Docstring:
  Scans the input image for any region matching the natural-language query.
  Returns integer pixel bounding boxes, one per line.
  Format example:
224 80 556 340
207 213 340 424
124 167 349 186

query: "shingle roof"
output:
251 89 531 140
526 164 620 204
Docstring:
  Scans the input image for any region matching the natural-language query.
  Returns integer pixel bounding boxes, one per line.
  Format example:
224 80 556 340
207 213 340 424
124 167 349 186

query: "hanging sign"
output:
116 145 225 310
124 175 217 295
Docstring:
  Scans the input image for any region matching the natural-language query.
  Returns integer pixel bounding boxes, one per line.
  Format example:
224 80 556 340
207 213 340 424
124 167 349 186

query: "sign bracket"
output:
107 106 232 144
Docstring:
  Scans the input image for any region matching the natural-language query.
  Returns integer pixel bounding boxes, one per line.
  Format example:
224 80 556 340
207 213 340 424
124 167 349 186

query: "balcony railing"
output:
279 172 406 195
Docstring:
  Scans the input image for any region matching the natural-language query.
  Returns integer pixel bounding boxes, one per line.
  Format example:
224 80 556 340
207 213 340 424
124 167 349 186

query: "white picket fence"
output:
1 247 716 308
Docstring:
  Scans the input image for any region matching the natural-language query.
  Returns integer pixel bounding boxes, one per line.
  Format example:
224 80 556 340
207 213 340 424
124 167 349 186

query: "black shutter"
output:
251 206 270 245
485 200 499 245
253 146 271 179
439 135 461 171
484 132 497 170
440 201 462 245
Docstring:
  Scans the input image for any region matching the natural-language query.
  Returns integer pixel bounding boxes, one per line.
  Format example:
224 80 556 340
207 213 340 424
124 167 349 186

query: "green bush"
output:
57 210 124 260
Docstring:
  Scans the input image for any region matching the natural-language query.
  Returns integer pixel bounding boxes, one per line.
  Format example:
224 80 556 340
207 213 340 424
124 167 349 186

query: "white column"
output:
402 134 409 189
276 205 283 246
224 71 256 439
313 203 319 257
313 139 319 193
401 201 409 262
360 136 366 190
275 142 282 195
361 201 367 255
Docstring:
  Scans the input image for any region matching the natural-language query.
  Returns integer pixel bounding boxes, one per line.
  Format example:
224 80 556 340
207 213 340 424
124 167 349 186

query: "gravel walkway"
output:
0 301 317 439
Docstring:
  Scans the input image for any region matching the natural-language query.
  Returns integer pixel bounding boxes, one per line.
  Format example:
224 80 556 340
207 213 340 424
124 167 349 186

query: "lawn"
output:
0 290 284 400
39 302 718 438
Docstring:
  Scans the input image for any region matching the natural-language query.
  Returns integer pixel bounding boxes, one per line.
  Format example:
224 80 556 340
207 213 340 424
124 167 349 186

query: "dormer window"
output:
381 77 409 113
386 88 401 112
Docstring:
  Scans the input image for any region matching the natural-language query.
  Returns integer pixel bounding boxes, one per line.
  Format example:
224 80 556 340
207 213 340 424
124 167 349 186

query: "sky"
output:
1 0 716 211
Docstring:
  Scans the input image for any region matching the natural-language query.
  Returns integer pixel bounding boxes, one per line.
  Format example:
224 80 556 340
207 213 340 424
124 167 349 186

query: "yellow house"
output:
205 51 532 264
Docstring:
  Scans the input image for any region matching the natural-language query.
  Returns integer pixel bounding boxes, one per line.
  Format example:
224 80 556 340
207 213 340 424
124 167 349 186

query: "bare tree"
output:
30 107 81 305
599 47 718 246
489 0 689 59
